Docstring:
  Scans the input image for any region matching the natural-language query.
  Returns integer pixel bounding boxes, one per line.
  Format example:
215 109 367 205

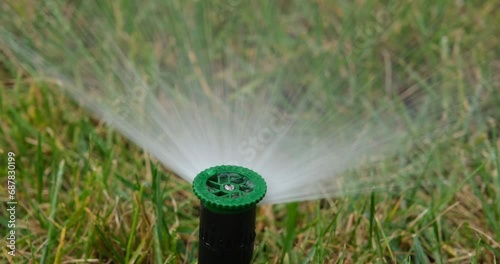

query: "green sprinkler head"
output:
193 165 267 264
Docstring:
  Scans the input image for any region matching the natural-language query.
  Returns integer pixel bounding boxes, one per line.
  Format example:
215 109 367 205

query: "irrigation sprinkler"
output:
192 165 267 264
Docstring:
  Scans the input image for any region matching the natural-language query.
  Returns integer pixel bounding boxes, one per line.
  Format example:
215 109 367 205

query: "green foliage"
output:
1 0 499 263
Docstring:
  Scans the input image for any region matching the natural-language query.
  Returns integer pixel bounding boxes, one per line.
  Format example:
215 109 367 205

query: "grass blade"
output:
40 160 65 264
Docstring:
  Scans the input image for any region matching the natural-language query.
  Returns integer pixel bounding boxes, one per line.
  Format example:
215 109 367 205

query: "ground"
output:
0 0 499 263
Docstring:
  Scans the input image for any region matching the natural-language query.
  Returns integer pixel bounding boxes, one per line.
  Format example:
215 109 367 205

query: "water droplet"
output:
224 184 235 191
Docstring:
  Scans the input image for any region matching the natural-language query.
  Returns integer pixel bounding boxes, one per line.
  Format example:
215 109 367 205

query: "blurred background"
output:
1 0 499 263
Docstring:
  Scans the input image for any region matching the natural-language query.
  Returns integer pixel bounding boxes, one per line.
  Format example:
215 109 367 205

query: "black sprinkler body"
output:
193 165 267 264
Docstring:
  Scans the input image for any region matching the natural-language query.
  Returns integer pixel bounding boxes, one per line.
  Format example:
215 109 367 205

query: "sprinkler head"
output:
193 165 267 264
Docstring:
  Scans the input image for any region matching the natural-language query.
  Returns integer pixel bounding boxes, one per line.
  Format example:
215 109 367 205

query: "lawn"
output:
1 0 499 263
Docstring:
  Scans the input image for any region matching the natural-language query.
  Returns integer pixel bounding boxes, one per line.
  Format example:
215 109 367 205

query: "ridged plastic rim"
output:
193 165 267 213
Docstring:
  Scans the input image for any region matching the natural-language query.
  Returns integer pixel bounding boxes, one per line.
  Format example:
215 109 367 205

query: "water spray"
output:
192 165 267 264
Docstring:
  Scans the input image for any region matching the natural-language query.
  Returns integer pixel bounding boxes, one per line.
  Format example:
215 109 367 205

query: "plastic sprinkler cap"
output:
193 165 267 264
193 165 267 214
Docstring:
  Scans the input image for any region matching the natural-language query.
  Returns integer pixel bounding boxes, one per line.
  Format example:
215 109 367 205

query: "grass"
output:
1 0 500 263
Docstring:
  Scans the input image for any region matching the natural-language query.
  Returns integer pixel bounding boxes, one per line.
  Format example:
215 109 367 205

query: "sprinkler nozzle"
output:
193 165 267 264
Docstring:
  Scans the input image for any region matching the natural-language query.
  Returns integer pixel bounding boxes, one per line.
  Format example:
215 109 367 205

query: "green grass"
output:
1 0 500 263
